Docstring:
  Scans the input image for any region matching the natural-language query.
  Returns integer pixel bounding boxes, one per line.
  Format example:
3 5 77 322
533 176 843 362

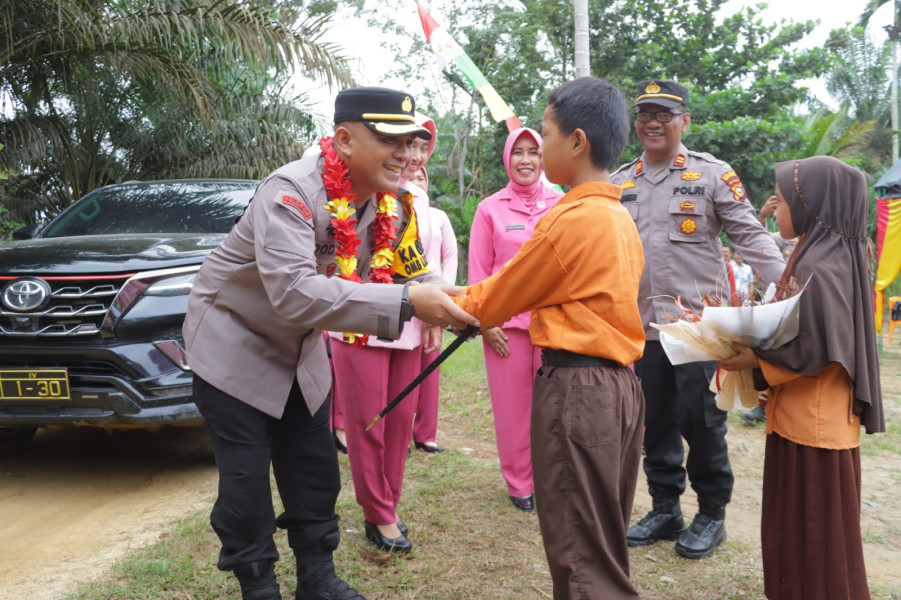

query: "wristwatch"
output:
400 285 415 322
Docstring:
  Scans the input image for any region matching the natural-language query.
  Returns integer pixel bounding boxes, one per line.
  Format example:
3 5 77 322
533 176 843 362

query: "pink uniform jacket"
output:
468 182 562 330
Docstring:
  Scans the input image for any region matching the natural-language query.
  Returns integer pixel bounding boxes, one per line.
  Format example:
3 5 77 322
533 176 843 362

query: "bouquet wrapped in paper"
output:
650 279 806 410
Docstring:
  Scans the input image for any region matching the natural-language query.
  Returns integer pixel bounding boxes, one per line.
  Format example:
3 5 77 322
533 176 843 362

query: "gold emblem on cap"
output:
645 81 661 94
401 96 413 113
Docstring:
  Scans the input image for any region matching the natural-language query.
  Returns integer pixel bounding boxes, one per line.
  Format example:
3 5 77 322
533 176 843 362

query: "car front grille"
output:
0 275 131 338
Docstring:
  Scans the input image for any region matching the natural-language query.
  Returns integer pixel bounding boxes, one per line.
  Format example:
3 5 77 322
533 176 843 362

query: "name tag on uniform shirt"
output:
505 224 525 231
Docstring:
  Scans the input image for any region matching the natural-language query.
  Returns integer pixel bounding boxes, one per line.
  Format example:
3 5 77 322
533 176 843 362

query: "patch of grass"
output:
63 339 901 599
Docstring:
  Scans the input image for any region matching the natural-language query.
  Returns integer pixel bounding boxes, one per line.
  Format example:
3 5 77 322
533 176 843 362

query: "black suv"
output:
0 179 257 453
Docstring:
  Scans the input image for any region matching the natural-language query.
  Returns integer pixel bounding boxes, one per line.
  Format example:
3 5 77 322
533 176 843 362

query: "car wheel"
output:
0 426 38 456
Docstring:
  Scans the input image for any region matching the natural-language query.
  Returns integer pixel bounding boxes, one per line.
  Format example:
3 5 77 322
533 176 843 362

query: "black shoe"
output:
739 405 766 425
397 519 408 537
296 554 364 600
414 441 445 453
509 494 534 512
364 521 412 554
626 500 686 547
675 511 727 559
235 562 282 600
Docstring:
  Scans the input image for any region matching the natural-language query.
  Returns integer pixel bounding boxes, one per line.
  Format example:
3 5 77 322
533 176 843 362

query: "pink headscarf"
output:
502 127 545 207
401 112 437 187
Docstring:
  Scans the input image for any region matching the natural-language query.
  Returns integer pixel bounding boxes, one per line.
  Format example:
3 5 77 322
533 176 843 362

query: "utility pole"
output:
884 0 900 163
574 0 589 78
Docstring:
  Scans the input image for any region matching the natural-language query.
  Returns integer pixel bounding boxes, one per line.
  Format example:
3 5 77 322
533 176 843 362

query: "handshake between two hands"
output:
406 281 480 340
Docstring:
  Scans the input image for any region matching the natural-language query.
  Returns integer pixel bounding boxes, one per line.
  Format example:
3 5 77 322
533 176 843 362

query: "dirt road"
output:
0 426 218 599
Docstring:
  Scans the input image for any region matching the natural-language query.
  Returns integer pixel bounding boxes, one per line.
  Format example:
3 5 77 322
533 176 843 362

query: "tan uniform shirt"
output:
610 144 785 339
183 153 433 418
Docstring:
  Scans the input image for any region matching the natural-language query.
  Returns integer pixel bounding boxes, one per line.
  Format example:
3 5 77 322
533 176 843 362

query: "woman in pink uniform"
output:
410 166 458 453
468 127 563 512
330 114 440 553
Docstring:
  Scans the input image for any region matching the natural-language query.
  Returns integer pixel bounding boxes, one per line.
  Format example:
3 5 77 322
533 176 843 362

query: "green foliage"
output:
0 0 353 224
352 0 831 232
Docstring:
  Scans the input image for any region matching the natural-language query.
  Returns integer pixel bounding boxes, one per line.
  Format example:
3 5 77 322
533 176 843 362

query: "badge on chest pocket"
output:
668 195 708 242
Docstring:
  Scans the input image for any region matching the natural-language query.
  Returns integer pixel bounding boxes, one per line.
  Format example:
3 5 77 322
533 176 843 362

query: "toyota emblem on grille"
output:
2 277 52 312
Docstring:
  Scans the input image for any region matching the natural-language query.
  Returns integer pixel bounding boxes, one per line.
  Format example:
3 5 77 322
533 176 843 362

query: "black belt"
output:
541 348 616 368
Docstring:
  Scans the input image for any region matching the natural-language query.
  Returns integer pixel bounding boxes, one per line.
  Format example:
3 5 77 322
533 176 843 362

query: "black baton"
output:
365 324 479 431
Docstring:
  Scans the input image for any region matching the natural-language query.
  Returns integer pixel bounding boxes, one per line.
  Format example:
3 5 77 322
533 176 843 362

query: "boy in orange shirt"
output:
454 77 646 599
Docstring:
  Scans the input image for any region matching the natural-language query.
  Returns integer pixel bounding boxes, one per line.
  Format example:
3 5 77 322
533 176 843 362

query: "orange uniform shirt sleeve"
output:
454 216 570 327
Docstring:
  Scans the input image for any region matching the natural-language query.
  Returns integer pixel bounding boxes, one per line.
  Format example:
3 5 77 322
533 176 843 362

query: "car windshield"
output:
41 181 257 238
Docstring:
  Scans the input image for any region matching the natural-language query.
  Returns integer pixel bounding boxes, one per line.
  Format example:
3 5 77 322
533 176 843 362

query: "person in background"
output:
730 249 753 303
721 245 740 307
330 113 442 555
610 79 785 559
719 155 884 599
410 165 458 453
758 194 778 226
468 125 563 512
182 86 477 600
455 76 646 600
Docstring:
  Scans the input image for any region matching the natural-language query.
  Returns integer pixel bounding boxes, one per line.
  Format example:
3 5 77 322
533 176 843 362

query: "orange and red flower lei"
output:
319 136 399 345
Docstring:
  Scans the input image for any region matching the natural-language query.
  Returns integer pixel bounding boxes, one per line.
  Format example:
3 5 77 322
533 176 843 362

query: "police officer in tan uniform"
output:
183 87 478 600
610 80 784 559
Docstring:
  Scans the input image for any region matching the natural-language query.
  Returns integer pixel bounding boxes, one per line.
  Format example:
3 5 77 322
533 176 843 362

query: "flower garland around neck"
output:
319 136 399 347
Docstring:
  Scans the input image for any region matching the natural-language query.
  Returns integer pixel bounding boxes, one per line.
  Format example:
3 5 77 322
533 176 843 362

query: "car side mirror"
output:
11 223 43 240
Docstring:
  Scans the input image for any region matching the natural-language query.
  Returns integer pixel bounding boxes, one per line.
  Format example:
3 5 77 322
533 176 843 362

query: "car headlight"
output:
144 272 197 297
101 266 200 336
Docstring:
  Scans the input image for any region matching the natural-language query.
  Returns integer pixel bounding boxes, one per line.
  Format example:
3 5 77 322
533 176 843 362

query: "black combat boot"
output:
234 561 282 600
675 500 727 559
626 496 686 547
295 531 365 600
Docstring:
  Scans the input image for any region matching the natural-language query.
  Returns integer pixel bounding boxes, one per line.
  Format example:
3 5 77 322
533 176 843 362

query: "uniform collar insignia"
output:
672 153 686 168
635 158 644 175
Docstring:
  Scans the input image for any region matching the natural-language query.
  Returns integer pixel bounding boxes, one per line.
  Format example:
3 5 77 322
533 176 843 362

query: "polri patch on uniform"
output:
682 171 702 181
673 185 705 196
680 217 697 234
282 194 313 220
621 193 638 202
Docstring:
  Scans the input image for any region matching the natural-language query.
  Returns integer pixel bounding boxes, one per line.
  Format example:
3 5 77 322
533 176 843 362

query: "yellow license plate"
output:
0 369 71 400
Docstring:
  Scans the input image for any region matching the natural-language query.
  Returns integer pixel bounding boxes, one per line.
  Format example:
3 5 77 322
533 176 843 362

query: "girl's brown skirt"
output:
762 433 869 600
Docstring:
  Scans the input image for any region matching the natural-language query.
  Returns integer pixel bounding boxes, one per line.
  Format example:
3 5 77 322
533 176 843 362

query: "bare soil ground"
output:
0 343 899 599
0 426 218 599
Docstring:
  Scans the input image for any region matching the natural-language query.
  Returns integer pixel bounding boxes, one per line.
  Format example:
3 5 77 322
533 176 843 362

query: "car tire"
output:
0 426 38 456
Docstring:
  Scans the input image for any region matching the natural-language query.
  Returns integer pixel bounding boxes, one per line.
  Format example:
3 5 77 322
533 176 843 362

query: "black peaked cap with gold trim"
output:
334 87 432 140
634 80 689 109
